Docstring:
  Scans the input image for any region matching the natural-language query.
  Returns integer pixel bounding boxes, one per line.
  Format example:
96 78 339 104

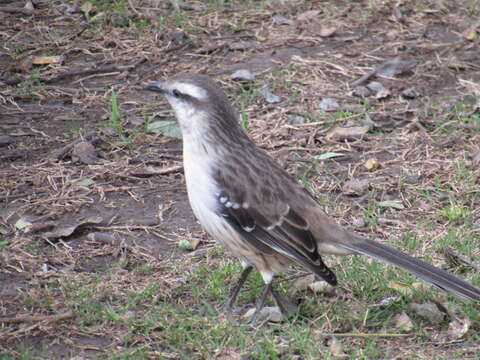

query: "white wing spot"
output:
243 225 255 232
232 203 240 209
242 202 249 209
219 196 228 204
266 219 283 231
225 201 233 208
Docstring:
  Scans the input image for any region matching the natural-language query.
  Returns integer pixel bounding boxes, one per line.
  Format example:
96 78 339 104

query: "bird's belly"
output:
187 188 253 261
193 205 290 275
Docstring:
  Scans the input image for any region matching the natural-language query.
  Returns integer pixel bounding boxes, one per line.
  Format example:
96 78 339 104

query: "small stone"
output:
410 302 444 324
120 310 136 322
403 175 421 185
258 86 281 104
0 135 14 147
230 69 255 81
319 25 337 38
329 337 346 357
377 296 400 307
57 4 77 14
170 31 188 43
375 88 390 99
367 81 387 95
342 178 370 195
288 116 305 125
128 116 145 126
292 274 316 291
448 318 471 339
272 14 296 26
353 86 372 98
24 0 35 11
296 10 321 22
263 306 284 322
72 141 98 165
386 30 399 41
178 237 200 250
472 148 480 166
317 98 340 112
394 312 414 331
352 217 365 228
308 280 334 294
401 87 421 99
360 113 377 128
124 310 135 319
243 306 286 322
102 127 117 137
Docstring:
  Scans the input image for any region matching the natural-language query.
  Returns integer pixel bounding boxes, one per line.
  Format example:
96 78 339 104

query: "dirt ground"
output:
1 0 480 359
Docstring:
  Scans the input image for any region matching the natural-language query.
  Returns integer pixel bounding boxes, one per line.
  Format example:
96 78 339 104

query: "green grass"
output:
0 348 35 360
4 217 480 359
106 89 122 132
205 0 269 11
17 70 45 100
348 190 381 231
105 88 139 148
440 202 471 223
432 98 480 134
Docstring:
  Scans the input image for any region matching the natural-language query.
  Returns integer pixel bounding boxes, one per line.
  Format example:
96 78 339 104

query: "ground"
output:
1 0 480 359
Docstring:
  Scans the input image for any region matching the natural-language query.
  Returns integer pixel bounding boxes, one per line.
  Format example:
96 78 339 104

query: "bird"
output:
144 74 480 323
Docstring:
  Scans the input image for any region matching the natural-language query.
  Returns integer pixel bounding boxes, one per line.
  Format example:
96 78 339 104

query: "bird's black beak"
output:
143 82 166 93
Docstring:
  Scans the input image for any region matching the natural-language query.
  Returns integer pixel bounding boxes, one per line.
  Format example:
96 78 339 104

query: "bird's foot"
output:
271 290 298 317
218 266 253 320
248 283 297 325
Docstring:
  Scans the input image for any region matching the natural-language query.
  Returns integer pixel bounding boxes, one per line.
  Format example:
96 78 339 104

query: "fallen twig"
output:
128 164 183 177
5 59 147 86
0 6 33 15
316 332 412 338
0 310 75 324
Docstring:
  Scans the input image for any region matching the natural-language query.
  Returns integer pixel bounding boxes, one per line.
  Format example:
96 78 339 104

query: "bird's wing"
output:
214 155 338 285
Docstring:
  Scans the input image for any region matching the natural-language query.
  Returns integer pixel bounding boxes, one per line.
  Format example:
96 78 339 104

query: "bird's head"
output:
144 74 239 137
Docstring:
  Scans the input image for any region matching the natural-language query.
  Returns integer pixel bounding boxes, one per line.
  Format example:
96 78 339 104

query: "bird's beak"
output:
144 82 166 93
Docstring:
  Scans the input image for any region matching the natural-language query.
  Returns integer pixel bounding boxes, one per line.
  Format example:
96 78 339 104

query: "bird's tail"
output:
338 238 480 302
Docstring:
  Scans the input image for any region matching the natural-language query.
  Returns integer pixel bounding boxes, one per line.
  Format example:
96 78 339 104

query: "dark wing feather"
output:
216 191 337 285
283 207 309 229
218 191 275 255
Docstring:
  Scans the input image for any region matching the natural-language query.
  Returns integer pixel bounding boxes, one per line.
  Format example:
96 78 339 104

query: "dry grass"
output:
1 0 479 358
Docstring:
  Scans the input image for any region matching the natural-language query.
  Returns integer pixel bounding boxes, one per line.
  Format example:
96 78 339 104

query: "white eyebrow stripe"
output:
175 83 208 100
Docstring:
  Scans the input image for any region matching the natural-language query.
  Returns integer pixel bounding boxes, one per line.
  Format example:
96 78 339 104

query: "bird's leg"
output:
249 281 272 325
219 265 253 315
249 282 298 324
270 288 297 317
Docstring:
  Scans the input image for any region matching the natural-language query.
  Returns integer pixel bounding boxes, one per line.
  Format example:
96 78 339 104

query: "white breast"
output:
181 129 226 240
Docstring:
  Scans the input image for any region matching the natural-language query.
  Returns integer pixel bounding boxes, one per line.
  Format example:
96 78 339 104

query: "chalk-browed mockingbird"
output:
145 74 480 322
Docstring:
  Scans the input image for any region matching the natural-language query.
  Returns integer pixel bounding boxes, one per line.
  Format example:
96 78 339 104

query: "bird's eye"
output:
172 89 181 98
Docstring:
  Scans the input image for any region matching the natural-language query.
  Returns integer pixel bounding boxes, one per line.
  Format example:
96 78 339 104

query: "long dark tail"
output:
338 239 480 301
